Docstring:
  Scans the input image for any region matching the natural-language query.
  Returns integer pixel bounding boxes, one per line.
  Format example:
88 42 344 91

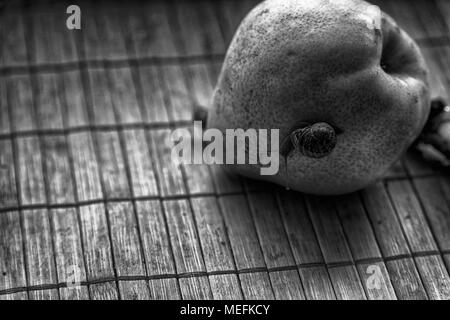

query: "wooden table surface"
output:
1 0 450 300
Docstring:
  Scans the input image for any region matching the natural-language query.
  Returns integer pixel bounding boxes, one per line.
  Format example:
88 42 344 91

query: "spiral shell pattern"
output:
291 122 337 158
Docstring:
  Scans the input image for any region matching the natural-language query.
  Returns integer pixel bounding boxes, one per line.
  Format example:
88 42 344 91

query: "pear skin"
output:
207 0 430 194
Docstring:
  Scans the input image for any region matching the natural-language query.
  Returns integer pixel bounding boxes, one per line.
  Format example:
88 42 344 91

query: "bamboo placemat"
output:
1 0 450 300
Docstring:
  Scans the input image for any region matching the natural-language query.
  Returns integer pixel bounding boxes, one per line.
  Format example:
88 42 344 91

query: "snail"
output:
280 122 338 159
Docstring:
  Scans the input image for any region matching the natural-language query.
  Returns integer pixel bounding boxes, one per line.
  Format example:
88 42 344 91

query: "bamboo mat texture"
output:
1 0 450 300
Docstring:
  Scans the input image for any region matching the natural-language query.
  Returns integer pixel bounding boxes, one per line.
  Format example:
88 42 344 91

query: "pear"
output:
206 0 430 194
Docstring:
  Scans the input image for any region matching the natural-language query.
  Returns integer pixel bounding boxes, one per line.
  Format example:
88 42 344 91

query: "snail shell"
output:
290 122 337 158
